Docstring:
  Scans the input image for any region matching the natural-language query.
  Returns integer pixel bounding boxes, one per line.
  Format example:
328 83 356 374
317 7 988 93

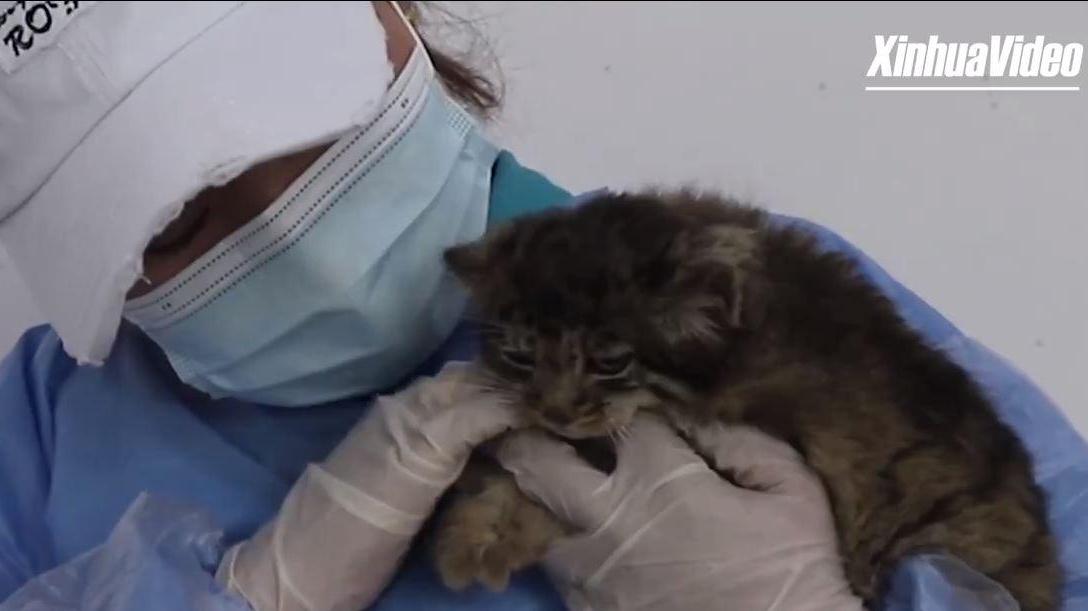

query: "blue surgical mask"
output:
124 43 497 406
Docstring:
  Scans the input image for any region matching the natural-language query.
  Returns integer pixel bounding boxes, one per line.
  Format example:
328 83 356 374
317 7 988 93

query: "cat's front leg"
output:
433 454 567 591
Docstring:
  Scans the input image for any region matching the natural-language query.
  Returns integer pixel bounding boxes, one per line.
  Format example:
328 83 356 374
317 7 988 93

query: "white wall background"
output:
2 2 1086 433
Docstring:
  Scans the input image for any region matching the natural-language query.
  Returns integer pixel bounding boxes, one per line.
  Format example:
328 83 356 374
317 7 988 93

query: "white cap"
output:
0 1 392 364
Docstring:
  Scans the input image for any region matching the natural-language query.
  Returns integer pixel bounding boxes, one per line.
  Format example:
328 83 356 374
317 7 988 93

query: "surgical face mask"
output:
124 42 497 406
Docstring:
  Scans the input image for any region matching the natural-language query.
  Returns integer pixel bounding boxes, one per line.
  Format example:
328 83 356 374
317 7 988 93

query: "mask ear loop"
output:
389 1 479 117
389 1 427 59
386 0 439 90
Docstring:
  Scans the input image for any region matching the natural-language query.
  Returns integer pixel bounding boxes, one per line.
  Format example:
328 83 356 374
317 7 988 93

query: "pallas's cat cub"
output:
432 191 1060 610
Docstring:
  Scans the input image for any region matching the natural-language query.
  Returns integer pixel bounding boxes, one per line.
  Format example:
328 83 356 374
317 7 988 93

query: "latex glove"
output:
216 362 521 611
496 412 865 611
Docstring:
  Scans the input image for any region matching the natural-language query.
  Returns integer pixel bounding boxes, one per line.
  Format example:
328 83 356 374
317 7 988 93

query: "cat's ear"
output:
647 294 726 347
444 239 490 289
725 263 768 329
446 225 518 290
693 225 768 330
647 270 765 349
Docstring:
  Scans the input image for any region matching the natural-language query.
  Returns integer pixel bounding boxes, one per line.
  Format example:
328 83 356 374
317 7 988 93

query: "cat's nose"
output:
528 387 591 428
542 409 577 427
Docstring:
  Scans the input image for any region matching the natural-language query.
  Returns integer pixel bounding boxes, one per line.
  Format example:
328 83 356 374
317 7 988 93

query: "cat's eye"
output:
591 351 634 377
500 348 536 370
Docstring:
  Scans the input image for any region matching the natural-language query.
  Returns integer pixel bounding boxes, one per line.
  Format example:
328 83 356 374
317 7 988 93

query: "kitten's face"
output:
480 323 657 438
446 193 764 440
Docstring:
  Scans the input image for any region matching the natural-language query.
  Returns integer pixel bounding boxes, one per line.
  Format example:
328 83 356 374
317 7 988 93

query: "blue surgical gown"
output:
0 152 1086 610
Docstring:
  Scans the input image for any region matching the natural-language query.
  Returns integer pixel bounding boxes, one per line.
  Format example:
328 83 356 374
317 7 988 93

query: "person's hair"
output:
399 2 503 118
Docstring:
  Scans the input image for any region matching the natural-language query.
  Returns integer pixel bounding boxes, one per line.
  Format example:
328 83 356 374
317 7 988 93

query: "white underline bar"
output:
865 86 1080 91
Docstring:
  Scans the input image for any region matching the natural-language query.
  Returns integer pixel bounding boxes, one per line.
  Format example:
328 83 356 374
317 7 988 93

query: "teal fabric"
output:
487 151 571 228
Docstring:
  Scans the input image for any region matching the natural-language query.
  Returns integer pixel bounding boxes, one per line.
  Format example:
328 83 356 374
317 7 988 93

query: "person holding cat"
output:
0 2 863 610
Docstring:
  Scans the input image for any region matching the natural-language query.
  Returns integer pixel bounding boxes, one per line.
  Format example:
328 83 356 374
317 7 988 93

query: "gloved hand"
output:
495 412 865 611
216 362 521 611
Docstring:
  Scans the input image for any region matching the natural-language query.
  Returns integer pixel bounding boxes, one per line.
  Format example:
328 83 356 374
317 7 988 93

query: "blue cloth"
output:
0 163 1085 610
779 215 1088 611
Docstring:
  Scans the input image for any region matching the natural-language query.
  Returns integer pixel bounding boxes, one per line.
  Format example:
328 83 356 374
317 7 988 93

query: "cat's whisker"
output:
603 414 619 444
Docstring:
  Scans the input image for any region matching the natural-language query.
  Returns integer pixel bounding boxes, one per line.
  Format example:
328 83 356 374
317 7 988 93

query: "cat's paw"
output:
843 554 881 603
434 474 565 592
